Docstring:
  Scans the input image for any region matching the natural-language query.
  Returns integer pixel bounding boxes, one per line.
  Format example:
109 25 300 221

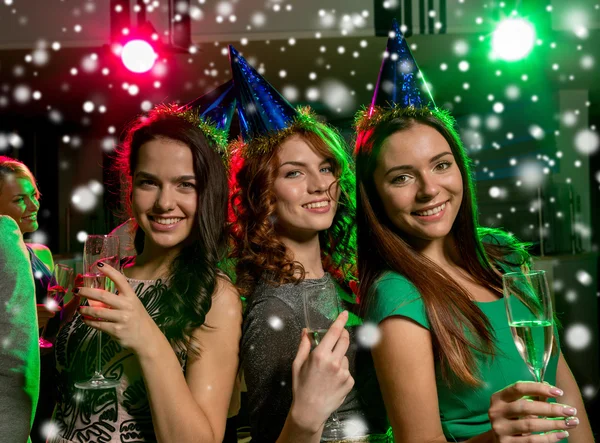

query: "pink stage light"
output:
121 39 157 73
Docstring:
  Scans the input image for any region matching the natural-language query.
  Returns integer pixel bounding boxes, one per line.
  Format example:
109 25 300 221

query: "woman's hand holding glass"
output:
488 382 579 442
490 271 579 440
39 263 73 348
289 310 354 434
78 262 161 356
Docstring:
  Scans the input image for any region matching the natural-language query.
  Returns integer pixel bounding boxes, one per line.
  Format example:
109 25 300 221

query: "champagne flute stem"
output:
96 330 102 376
530 370 543 402
40 323 48 340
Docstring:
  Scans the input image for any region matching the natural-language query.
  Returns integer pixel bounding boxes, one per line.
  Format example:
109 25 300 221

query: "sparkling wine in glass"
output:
503 270 554 383
303 279 345 439
82 274 114 309
75 235 120 390
39 264 74 348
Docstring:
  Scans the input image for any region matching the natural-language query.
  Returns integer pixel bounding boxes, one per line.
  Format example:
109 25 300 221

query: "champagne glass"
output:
75 235 120 390
303 279 345 439
503 270 554 383
39 264 74 348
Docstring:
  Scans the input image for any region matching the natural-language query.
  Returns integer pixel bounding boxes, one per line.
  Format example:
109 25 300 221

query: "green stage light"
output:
492 17 536 62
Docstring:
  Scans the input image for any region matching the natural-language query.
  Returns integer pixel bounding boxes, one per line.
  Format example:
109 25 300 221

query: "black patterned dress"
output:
50 277 186 443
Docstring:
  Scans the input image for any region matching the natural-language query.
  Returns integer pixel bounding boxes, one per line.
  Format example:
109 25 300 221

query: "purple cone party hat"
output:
186 79 236 134
356 19 435 131
178 80 237 155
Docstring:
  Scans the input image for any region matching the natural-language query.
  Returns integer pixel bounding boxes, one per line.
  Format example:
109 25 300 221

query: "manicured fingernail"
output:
565 417 579 427
549 387 564 396
97 262 104 267
73 287 80 294
563 406 576 416
555 431 569 440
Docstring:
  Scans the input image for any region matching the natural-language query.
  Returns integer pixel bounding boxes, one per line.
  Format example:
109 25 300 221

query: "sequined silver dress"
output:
241 273 391 442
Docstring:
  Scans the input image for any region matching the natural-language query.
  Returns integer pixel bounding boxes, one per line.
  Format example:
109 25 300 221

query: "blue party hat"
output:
185 79 237 134
354 19 436 132
370 19 435 113
228 45 298 142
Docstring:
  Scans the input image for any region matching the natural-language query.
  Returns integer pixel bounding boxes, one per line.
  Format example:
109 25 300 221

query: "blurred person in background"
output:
0 156 66 443
0 214 40 442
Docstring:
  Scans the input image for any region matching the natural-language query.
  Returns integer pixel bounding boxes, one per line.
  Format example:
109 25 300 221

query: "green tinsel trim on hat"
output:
152 104 230 167
354 104 447 132
232 106 322 158
175 107 230 152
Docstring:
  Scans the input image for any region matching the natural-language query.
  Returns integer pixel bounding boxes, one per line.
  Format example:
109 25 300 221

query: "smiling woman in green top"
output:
353 20 593 443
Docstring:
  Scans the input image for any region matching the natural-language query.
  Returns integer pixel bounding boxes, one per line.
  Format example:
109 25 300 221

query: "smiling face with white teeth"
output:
0 174 40 234
272 134 340 241
132 138 198 253
373 123 463 245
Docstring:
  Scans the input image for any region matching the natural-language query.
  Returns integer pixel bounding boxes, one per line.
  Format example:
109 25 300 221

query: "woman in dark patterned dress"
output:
50 102 242 443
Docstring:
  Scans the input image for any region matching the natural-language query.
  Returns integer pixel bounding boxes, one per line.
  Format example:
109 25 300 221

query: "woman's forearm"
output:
136 331 220 443
276 404 324 443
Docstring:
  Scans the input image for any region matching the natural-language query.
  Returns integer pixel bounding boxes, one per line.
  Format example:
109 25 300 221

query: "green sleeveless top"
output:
365 239 563 442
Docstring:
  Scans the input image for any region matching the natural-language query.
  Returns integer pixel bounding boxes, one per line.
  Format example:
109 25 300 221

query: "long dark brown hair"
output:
114 104 229 354
230 123 357 299
355 107 530 385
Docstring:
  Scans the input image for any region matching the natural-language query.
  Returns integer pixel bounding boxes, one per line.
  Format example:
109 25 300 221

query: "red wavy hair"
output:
229 128 357 298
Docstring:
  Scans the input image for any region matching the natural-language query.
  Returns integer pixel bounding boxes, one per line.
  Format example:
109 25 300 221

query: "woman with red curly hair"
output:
228 46 391 442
